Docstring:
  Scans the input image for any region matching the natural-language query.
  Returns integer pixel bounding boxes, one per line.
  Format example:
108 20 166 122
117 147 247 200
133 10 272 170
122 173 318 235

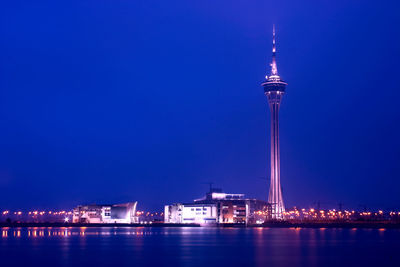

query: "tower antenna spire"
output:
271 24 278 76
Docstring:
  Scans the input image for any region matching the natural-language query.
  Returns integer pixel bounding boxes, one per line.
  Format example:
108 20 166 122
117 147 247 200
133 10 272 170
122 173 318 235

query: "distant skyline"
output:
1 1 400 211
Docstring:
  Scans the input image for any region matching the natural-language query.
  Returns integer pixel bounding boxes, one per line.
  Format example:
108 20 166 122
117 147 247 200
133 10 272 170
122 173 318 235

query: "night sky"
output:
1 0 400 211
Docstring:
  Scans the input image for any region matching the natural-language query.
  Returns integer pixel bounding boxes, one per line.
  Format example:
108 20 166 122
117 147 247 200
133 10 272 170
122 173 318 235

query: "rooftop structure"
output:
194 188 245 203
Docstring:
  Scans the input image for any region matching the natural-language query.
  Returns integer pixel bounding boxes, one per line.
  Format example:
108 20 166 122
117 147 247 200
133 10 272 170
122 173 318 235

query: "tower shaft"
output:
267 91 285 219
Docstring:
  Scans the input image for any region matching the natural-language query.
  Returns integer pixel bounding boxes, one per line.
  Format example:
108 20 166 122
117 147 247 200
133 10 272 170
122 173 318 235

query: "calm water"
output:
1 227 399 266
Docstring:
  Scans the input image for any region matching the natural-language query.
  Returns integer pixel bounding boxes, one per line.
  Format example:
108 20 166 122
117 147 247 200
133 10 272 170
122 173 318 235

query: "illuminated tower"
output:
262 25 287 220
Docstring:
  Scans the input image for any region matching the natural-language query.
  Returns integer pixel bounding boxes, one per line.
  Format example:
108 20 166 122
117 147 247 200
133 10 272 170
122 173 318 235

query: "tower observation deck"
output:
262 25 287 220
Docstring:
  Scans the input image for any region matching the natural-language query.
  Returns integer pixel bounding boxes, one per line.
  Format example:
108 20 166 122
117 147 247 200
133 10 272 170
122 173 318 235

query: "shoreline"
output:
1 221 400 229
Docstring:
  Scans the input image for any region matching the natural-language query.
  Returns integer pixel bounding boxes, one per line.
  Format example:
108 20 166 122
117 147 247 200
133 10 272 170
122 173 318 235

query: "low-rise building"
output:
164 189 269 225
72 202 138 224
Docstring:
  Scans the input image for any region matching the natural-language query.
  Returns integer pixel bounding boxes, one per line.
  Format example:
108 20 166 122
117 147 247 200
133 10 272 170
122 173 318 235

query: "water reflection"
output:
1 227 157 238
1 227 400 266
0 226 397 241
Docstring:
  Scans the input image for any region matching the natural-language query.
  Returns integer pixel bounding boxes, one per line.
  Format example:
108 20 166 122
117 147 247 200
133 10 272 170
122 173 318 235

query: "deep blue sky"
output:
1 0 400 211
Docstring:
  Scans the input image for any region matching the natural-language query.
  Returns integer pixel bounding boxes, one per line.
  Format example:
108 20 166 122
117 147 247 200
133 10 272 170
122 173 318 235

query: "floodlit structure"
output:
164 189 268 225
262 26 287 220
164 203 218 224
72 202 138 224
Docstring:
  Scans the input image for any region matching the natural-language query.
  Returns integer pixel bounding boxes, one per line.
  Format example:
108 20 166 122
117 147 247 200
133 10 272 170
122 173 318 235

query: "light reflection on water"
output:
1 227 399 266
1 227 157 238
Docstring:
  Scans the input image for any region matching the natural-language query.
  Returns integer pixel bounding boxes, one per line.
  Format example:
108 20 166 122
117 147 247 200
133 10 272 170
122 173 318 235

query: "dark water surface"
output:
1 227 399 266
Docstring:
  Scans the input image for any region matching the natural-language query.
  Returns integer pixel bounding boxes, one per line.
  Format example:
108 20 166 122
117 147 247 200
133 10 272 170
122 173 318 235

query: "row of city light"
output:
285 208 400 220
3 208 399 220
255 208 400 219
2 211 72 216
1 210 164 217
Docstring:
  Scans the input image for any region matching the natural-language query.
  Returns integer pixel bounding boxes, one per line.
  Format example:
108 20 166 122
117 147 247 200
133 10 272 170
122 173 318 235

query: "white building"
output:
165 203 218 224
164 189 269 225
73 202 138 224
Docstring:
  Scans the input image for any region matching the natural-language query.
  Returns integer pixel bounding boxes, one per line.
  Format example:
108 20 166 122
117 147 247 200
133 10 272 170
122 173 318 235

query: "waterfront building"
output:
262 26 287 220
164 189 269 225
164 203 218 224
72 202 138 224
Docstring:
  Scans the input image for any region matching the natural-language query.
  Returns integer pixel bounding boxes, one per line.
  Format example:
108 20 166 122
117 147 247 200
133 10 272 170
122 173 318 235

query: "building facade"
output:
72 202 138 224
164 189 269 225
165 203 218 224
